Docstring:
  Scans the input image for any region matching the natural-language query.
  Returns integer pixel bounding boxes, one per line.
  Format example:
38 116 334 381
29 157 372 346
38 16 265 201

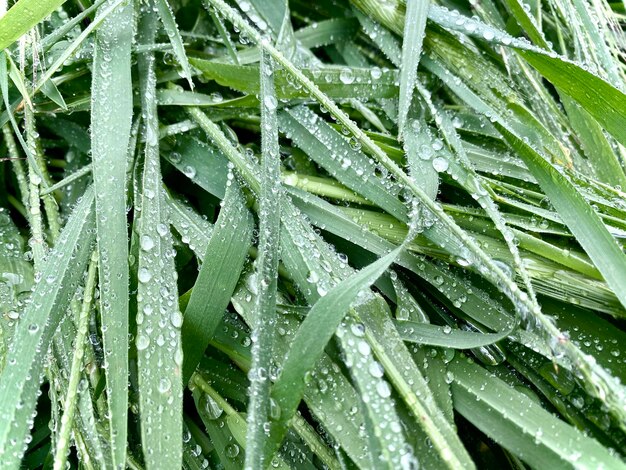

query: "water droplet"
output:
432 157 449 172
225 443 240 458
140 235 154 252
376 381 391 397
158 378 172 394
263 95 278 111
136 335 150 350
138 268 152 283
339 67 355 84
369 361 384 378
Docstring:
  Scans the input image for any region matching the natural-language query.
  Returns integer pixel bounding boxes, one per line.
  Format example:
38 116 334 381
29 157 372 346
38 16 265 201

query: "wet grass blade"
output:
90 1 133 466
0 187 95 468
0 0 68 50
245 50 282 469
135 11 182 468
278 106 407 221
155 0 193 87
450 357 626 469
190 59 400 100
269 244 405 462
398 0 429 137
181 180 254 383
395 320 515 348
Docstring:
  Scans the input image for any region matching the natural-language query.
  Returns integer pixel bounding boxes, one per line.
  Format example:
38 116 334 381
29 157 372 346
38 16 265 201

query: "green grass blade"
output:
398 0 429 136
269 244 405 458
181 180 253 383
90 1 133 466
0 187 95 468
501 128 626 427
52 250 98 470
450 357 626 469
244 50 282 470
403 118 439 200
561 95 626 188
154 0 193 87
395 320 514 348
0 0 68 50
136 11 182 468
275 205 416 468
278 106 407 221
518 51 626 149
189 59 400 100
501 128 626 313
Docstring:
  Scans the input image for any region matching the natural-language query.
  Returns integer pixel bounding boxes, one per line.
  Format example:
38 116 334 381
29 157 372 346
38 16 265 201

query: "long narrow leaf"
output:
398 0 429 136
136 11 182 468
90 1 133 465
0 188 95 468
244 50 282 469
181 181 253 383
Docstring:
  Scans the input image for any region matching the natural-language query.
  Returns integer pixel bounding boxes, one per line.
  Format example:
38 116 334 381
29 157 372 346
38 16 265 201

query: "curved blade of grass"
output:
0 187 95 468
0 0 68 50
450 357 626 469
276 200 474 469
278 106 407 221
155 0 193 88
136 11 182 468
398 0 429 137
190 59 399 100
275 208 415 468
395 320 515 348
181 180 253 384
501 127 626 313
245 50 282 470
90 1 133 466
269 243 405 460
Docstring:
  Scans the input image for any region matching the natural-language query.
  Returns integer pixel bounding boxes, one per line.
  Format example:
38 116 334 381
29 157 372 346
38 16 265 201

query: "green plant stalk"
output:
91 1 134 466
53 250 98 470
2 124 29 210
245 50 282 470
25 107 61 239
27 167 47 271
40 164 92 196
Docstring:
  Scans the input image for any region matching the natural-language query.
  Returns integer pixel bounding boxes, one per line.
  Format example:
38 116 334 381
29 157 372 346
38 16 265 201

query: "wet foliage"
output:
0 0 625 468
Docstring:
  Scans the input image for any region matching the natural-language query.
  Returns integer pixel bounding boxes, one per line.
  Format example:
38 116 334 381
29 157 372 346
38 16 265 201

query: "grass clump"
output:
0 0 625 468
